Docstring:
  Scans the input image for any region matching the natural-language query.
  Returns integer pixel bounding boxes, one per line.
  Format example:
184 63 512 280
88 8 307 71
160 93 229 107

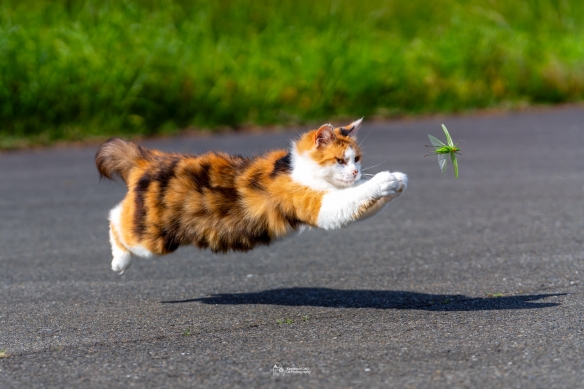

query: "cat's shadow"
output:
161 287 563 311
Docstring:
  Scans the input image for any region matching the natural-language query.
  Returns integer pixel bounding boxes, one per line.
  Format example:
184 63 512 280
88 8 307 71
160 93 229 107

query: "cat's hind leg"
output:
108 204 133 274
109 224 133 273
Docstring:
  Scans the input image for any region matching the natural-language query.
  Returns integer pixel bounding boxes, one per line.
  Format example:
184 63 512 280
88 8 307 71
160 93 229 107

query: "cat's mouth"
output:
337 177 356 187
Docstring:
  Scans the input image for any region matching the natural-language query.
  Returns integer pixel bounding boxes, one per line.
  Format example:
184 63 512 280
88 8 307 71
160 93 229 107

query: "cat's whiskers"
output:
361 158 390 172
358 130 371 148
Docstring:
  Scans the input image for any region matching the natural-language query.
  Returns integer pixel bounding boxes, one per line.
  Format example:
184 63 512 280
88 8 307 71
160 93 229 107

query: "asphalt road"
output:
1 107 583 388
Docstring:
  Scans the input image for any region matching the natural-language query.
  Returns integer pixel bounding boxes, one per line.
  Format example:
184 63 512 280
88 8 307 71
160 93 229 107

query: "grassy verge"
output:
1 0 584 147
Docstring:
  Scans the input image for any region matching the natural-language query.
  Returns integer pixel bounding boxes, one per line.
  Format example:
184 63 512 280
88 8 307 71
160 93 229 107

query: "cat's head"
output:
292 118 363 189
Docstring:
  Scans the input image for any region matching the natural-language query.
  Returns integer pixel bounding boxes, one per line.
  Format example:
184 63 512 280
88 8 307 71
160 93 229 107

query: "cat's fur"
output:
96 119 407 273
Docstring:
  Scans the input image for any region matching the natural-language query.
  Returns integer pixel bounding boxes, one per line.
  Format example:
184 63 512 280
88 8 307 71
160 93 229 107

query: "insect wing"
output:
442 124 454 147
450 152 459 178
437 153 448 173
428 134 446 148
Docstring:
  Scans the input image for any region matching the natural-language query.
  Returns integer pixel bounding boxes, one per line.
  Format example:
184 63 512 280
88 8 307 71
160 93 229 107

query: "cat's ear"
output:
315 124 336 148
339 117 363 138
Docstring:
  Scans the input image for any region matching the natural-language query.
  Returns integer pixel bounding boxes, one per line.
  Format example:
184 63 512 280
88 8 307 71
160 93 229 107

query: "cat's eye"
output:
336 158 345 165
355 156 360 162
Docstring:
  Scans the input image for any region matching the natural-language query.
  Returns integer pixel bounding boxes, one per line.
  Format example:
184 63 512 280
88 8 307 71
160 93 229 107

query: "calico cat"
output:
96 118 407 273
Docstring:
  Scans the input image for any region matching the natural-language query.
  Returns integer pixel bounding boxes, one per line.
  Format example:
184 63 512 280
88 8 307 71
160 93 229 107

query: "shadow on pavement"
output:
161 287 564 311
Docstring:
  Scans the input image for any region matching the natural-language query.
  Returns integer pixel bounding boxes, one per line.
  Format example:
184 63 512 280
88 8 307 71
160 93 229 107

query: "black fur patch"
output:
278 205 303 230
248 171 265 191
254 229 272 245
218 227 271 253
160 228 180 252
134 174 152 237
188 163 211 193
216 186 240 203
155 158 179 202
160 217 182 253
285 215 303 230
215 187 240 216
339 127 351 137
271 153 291 177
197 235 210 249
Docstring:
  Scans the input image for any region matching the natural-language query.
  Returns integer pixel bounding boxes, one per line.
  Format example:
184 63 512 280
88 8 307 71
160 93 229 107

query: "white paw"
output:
390 172 408 197
369 171 408 198
111 251 133 274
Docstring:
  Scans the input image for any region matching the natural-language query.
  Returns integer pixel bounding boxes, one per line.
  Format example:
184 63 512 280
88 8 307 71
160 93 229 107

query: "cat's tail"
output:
95 138 152 183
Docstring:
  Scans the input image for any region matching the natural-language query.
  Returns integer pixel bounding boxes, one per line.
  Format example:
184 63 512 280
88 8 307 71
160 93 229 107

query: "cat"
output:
95 118 407 273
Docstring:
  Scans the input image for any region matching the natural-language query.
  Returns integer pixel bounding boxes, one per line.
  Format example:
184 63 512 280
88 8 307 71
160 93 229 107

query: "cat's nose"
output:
352 169 358 176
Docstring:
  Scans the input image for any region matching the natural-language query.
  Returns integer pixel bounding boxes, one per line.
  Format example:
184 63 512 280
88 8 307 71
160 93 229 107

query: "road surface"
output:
1 107 583 388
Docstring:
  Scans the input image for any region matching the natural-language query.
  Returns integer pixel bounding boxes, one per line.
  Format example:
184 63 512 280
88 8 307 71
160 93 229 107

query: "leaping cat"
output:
95 118 407 273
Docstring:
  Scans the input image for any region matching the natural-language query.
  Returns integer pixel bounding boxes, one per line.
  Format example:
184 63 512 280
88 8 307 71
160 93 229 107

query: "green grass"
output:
1 0 584 147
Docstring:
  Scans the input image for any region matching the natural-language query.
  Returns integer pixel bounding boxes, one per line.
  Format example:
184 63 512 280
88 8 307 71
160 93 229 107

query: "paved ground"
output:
1 107 583 388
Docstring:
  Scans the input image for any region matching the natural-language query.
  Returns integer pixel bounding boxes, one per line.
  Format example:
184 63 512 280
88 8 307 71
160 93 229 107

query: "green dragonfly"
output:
425 124 463 178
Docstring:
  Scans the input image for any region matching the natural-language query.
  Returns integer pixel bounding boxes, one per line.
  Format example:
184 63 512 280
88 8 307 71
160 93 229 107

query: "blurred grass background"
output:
1 0 584 147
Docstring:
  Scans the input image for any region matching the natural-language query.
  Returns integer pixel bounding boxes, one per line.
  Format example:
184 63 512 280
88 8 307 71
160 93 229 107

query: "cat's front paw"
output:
369 171 408 198
390 172 407 197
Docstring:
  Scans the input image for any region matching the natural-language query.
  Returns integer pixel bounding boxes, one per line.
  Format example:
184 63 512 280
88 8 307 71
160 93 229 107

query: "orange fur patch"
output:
296 125 362 166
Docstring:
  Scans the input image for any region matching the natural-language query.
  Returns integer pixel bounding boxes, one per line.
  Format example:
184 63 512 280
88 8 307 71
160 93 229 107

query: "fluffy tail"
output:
95 138 151 183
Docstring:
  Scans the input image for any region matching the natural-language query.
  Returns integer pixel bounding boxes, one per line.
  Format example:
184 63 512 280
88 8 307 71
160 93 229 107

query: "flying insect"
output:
425 124 463 178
